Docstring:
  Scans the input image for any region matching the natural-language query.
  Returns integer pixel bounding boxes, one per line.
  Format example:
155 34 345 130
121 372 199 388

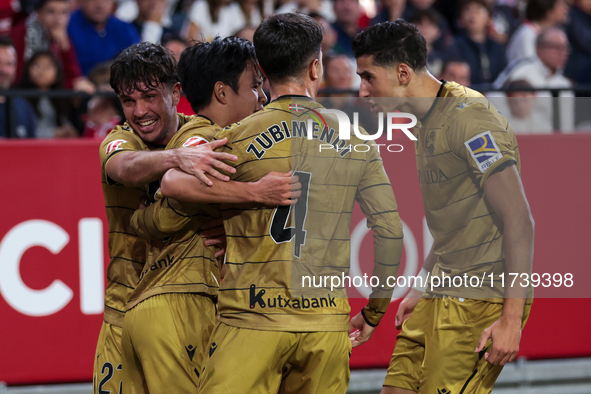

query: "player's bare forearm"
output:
161 169 300 206
477 165 534 365
483 165 534 307
106 150 181 187
105 139 238 188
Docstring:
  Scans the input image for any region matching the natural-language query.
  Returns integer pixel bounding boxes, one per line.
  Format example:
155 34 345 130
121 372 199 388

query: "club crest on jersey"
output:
105 139 126 154
465 131 502 173
183 136 208 147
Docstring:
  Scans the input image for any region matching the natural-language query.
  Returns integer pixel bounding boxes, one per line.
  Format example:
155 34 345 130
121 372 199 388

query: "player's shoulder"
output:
217 104 284 143
439 81 502 127
99 122 143 155
170 116 221 149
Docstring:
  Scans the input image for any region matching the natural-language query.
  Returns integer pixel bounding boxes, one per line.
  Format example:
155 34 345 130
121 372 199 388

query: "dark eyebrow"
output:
357 70 373 78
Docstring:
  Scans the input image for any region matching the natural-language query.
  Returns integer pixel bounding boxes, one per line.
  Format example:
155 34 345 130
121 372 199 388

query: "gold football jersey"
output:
416 81 530 301
127 116 222 310
214 96 404 332
99 114 193 326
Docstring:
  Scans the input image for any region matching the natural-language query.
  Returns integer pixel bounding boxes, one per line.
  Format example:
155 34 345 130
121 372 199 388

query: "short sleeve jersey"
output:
127 116 222 310
416 81 526 301
99 114 193 326
214 96 404 332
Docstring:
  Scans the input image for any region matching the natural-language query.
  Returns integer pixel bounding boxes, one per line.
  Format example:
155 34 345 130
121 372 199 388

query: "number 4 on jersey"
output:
269 171 311 258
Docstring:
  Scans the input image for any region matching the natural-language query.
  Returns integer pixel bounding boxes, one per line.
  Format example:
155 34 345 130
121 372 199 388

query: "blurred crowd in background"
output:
0 0 590 138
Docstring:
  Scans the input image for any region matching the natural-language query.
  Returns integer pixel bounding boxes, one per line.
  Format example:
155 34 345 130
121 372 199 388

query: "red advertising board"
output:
0 135 590 385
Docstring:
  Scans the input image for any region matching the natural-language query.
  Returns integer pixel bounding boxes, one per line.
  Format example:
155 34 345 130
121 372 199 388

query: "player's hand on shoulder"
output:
349 312 376 348
475 315 522 366
252 171 301 206
395 288 423 330
176 138 238 186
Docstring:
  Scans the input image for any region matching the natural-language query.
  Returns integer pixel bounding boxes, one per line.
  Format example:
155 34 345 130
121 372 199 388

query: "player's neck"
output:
199 106 231 128
405 73 443 120
269 81 317 101
161 110 180 145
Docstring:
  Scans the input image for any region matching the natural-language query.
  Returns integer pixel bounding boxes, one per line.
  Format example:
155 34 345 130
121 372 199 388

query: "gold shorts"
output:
385 297 531 394
93 321 123 394
198 323 352 394
121 293 216 394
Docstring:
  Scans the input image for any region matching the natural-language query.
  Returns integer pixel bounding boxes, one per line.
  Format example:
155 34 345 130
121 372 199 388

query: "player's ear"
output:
171 82 181 107
309 58 321 82
398 63 412 87
213 81 228 105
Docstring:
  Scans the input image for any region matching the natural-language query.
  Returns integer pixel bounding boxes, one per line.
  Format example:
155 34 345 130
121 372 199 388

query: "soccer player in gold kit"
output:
122 37 300 394
353 20 534 394
160 13 405 394
96 42 294 394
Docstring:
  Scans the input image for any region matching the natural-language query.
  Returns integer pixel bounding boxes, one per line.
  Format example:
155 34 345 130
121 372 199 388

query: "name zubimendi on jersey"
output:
245 119 353 159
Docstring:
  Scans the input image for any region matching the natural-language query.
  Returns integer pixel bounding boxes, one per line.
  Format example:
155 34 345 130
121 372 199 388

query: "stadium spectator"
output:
0 36 36 138
68 0 140 75
187 0 269 41
493 27 573 131
0 0 23 36
10 0 94 92
402 0 452 48
447 0 507 85
162 36 187 62
309 12 337 54
564 0 591 84
276 0 335 22
371 0 406 25
83 62 124 138
332 0 361 57
132 0 173 44
439 58 471 86
486 0 519 44
324 53 355 90
309 12 336 53
506 0 569 63
494 27 571 89
18 51 77 138
410 9 447 75
498 79 553 133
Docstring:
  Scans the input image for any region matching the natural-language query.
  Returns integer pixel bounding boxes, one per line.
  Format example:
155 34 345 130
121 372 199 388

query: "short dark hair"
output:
526 0 558 22
253 13 323 83
0 35 14 49
353 20 428 70
178 36 259 113
458 0 492 15
110 42 179 96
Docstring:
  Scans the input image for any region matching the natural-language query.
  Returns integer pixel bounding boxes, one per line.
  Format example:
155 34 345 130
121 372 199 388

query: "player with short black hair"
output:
161 13 404 394
122 37 298 394
179 36 259 114
354 20 534 394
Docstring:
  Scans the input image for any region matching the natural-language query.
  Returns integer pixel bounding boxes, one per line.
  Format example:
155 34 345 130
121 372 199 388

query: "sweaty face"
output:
224 64 266 124
356 55 403 113
118 82 180 145
37 0 71 31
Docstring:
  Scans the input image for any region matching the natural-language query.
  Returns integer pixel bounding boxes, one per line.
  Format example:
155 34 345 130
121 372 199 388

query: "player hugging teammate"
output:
94 13 533 394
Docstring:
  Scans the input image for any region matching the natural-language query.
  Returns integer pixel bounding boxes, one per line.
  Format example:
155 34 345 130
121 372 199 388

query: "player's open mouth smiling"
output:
137 118 158 131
